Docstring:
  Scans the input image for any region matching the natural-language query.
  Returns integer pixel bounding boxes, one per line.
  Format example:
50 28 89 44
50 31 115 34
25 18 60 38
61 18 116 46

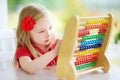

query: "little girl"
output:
13 4 60 74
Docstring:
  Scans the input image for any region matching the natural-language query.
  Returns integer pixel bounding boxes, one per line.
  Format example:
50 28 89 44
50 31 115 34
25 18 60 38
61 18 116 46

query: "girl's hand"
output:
53 40 61 55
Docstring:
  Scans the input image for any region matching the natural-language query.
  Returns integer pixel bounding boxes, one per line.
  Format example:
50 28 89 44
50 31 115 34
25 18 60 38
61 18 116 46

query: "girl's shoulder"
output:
15 46 32 60
16 46 29 53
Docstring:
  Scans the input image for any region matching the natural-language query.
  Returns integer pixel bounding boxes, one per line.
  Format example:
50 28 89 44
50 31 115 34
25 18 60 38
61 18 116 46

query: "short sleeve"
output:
15 47 33 61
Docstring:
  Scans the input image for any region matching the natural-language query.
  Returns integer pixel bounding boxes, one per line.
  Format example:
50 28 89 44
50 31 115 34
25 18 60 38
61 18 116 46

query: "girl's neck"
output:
34 44 50 52
39 45 48 52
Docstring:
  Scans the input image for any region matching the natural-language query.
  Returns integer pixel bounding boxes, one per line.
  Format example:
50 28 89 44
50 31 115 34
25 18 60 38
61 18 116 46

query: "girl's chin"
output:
44 42 51 45
44 40 51 45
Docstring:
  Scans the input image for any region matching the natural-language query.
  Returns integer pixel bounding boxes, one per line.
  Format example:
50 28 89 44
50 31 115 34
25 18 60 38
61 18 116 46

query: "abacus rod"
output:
79 16 109 20
77 37 82 40
75 47 79 51
77 66 104 75
79 26 86 30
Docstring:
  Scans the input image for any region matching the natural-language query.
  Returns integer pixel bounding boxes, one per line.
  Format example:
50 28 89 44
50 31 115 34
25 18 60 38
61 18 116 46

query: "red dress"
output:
15 40 58 68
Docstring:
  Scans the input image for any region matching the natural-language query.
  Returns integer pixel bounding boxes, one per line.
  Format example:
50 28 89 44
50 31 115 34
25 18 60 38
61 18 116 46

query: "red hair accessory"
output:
21 16 36 32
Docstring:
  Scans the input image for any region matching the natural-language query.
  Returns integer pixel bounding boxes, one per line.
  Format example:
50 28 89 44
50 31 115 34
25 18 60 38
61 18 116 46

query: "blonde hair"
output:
13 4 54 67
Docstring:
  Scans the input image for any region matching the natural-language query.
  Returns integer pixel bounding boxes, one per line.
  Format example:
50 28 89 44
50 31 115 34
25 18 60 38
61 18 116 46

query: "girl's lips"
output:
45 39 49 42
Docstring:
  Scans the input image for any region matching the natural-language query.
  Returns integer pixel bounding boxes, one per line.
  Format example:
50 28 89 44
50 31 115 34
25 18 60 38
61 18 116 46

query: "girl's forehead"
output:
34 16 52 30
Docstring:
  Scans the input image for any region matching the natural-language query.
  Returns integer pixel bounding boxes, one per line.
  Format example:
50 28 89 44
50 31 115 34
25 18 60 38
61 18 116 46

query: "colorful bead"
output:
74 58 97 66
78 48 100 56
75 62 96 70
82 34 105 40
81 39 103 46
78 30 90 37
80 44 102 50
99 28 107 34
85 24 108 29
76 53 99 62
87 19 109 25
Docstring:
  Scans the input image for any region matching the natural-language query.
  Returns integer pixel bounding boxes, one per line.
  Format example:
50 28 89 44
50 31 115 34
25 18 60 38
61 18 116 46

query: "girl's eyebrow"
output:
38 28 44 31
36 25 52 31
37 26 45 30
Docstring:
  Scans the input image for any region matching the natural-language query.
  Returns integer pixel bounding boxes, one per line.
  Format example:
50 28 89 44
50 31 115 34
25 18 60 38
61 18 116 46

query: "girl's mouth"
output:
45 39 49 42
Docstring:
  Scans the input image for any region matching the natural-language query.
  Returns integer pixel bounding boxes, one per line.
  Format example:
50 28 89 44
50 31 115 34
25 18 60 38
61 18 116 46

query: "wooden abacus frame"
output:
56 14 112 80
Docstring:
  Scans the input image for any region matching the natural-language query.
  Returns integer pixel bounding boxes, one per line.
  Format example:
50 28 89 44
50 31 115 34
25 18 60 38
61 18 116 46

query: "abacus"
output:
56 14 112 80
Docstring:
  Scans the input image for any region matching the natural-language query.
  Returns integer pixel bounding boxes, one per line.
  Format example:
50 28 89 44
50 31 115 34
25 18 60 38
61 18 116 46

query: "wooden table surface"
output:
0 65 120 80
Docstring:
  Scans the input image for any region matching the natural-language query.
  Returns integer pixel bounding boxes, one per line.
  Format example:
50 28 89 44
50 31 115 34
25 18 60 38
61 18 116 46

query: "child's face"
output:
30 15 53 46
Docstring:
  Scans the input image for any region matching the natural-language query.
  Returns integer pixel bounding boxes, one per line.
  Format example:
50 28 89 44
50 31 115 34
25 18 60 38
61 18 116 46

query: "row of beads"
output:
75 62 96 70
74 58 97 66
78 48 100 56
80 43 101 50
76 53 99 62
85 24 108 29
78 29 99 37
90 29 99 34
99 28 107 34
86 19 109 24
78 30 90 37
81 39 103 46
78 28 106 37
82 34 105 40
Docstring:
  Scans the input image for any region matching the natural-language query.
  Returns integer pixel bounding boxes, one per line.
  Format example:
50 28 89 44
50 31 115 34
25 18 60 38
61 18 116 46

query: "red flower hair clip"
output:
21 16 36 32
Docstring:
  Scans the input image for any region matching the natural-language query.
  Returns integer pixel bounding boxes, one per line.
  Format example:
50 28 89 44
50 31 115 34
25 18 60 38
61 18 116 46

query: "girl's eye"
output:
39 31 44 33
49 26 52 30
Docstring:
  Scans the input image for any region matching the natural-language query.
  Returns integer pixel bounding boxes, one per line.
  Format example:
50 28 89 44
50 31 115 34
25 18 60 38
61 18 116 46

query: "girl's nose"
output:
45 30 51 38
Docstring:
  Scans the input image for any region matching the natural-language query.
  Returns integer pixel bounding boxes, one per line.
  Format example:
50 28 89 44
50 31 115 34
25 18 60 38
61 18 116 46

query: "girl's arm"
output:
19 41 60 74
